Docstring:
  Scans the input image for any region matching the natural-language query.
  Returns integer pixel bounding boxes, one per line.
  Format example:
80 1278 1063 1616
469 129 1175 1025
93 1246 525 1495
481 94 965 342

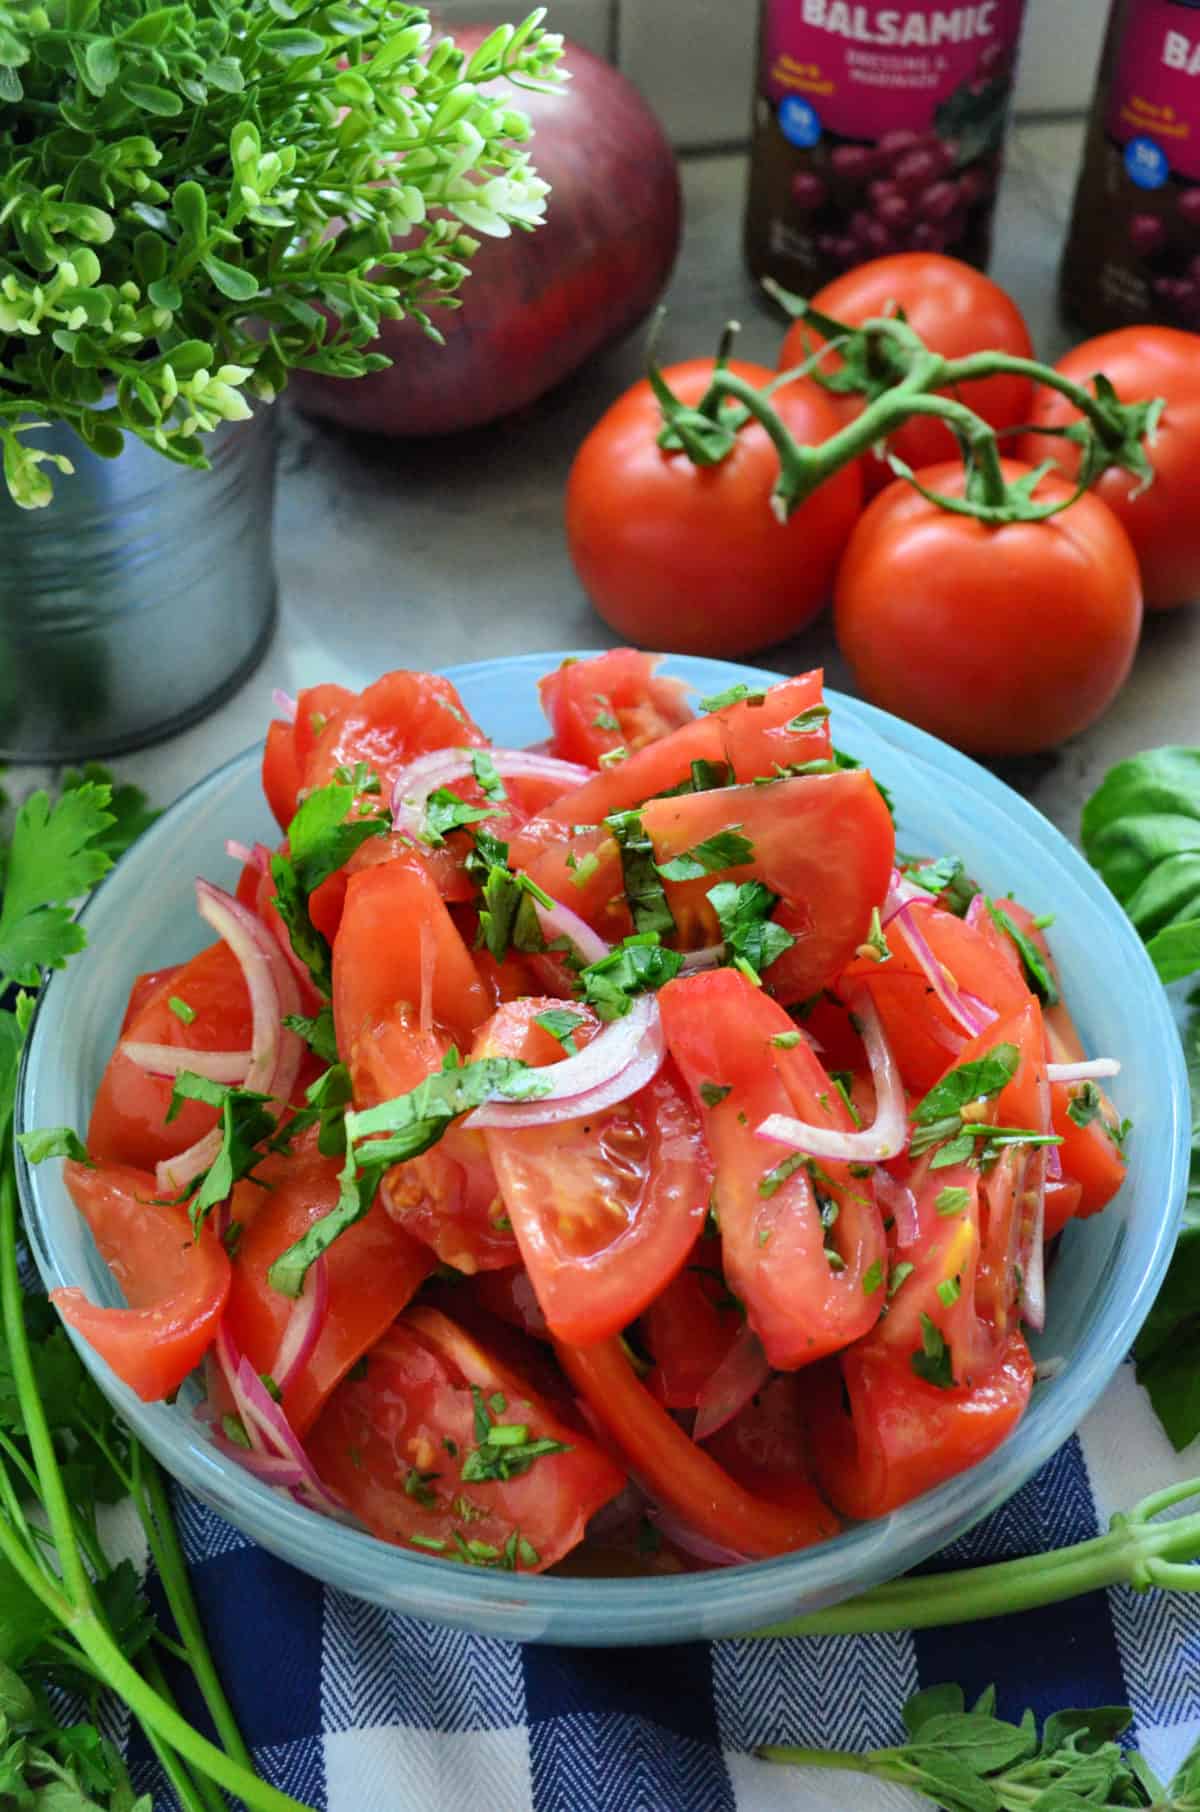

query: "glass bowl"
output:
16 653 1190 1646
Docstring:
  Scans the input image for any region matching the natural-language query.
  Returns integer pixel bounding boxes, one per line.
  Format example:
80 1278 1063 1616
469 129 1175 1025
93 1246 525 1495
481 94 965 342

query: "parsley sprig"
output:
271 779 392 994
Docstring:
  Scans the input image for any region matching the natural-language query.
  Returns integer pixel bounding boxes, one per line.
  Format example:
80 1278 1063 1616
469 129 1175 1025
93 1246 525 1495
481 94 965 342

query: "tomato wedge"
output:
89 942 253 1171
539 650 693 768
333 859 489 1056
810 1332 1034 1520
222 1128 434 1435
54 1162 231 1401
307 1307 624 1571
303 670 488 797
473 999 712 1345
701 1373 835 1520
556 1335 839 1559
642 1236 741 1408
519 671 834 836
660 968 888 1369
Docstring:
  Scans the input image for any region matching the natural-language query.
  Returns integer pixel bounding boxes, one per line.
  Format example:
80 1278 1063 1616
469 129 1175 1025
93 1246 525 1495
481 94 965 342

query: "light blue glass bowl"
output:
16 653 1190 1646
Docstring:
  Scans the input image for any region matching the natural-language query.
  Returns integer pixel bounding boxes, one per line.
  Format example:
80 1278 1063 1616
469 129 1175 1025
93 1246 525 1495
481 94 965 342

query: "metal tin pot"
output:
0 406 278 760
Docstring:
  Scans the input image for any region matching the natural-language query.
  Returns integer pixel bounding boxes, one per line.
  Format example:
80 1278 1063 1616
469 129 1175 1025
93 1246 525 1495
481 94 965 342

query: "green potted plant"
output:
0 0 563 757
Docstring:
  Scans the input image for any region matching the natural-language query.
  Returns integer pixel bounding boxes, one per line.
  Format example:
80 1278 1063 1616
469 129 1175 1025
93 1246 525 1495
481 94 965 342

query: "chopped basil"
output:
784 704 831 734
911 1313 956 1389
937 1277 962 1308
829 1070 862 1128
332 760 381 796
272 780 392 992
470 749 507 803
598 746 628 767
422 787 497 847
655 759 735 798
460 1386 571 1484
534 1008 587 1056
758 1151 807 1198
863 1259 884 1295
699 683 766 713
605 808 675 938
168 994 196 1024
404 1468 440 1508
707 878 795 984
771 1030 802 1049
888 1260 915 1299
283 1006 339 1065
591 694 620 733
935 1185 970 1216
656 827 754 881
700 1081 731 1108
577 933 683 1022
986 899 1059 1007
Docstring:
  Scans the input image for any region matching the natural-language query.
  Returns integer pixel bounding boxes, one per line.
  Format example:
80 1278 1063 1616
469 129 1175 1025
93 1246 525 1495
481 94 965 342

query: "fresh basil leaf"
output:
707 879 795 983
272 782 391 993
910 1313 955 1389
1081 747 1200 985
656 828 754 881
698 683 766 713
422 788 497 847
577 934 683 1022
986 900 1059 1007
605 808 675 938
912 1045 1020 1126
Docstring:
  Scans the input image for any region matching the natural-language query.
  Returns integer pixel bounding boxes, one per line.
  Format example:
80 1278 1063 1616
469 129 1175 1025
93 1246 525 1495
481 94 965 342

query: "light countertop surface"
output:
45 118 1200 838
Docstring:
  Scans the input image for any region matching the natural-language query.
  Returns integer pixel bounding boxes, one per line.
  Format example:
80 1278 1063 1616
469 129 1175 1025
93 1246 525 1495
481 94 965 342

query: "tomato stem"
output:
740 1480 1200 1639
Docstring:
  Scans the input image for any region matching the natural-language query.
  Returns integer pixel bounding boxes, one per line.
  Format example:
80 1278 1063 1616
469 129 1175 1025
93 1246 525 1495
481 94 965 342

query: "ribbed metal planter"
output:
0 407 278 760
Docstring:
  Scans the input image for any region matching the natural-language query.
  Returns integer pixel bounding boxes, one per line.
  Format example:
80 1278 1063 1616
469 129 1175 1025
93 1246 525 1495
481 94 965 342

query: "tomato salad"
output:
43 651 1130 1576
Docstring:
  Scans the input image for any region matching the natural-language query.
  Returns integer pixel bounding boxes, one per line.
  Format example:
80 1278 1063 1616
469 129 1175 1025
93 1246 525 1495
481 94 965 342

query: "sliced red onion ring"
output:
757 994 908 1164
272 688 297 724
225 838 264 870
465 994 665 1131
121 1042 253 1084
211 1441 306 1488
271 1257 329 1393
890 898 994 1039
874 1168 919 1248
679 944 725 976
155 882 303 1195
391 746 592 835
646 1505 751 1568
1019 1165 1047 1334
692 1325 770 1443
881 869 933 924
533 897 610 968
1046 1058 1120 1083
1046 1141 1063 1182
234 1357 345 1514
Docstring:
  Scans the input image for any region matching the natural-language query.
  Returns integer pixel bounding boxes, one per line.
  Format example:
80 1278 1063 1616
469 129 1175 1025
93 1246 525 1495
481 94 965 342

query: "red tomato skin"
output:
119 966 182 1034
539 650 693 767
834 461 1143 756
701 1373 834 1520
55 1162 231 1402
262 720 303 833
557 1335 840 1558
566 358 862 658
519 671 832 843
1021 327 1200 610
223 1130 434 1436
303 670 487 798
307 1308 625 1572
790 254 1035 496
1044 1177 1083 1242
659 968 888 1369
473 1000 712 1345
333 861 490 1055
89 943 253 1171
643 1237 741 1408
810 1330 1034 1519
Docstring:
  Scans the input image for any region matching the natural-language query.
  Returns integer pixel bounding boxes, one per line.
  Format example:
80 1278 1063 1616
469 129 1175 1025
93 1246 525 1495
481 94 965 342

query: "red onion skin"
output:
288 35 682 436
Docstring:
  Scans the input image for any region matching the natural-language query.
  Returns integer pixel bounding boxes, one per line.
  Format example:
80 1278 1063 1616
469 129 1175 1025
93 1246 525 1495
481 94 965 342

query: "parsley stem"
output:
136 1442 258 1777
742 1486 1200 1638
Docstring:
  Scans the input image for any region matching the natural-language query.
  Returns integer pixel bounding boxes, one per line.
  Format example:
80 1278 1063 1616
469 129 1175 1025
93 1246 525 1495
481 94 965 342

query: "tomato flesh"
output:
55 1162 231 1402
539 650 693 767
307 1308 625 1571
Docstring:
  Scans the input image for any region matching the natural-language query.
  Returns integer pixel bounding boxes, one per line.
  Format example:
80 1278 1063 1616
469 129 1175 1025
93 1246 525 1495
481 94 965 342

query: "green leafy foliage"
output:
0 784 116 988
761 1681 1172 1810
165 1073 276 1231
576 934 684 1022
707 880 795 985
0 3 565 506
464 826 554 963
605 809 675 938
271 780 391 993
900 854 979 916
698 684 766 714
908 1045 1019 1157
1134 997 1200 1450
1081 748 1200 985
656 828 754 881
985 900 1059 1006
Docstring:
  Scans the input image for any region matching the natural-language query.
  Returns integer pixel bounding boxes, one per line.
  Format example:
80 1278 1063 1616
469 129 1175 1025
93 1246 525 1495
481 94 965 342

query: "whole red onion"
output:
289 31 682 436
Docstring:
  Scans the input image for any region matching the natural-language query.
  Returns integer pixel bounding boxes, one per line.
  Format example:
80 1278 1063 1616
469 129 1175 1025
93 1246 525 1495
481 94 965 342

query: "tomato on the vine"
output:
1021 326 1200 612
784 253 1035 497
565 358 862 657
834 460 1143 756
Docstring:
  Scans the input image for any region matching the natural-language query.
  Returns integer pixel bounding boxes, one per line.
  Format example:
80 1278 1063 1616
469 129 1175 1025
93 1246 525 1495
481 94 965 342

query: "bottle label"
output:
1107 0 1200 185
763 1 1027 140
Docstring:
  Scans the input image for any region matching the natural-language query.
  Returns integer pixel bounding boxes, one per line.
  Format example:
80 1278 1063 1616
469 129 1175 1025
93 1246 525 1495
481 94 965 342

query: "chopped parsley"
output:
656 827 754 881
937 1277 962 1308
333 760 381 795
863 1259 884 1296
403 1468 440 1508
466 826 555 962
908 1044 1020 1157
460 1385 571 1484
899 854 978 916
784 704 831 734
591 695 620 732
471 750 507 803
168 994 196 1024
271 779 391 993
829 1071 862 1127
888 1260 915 1298
283 1005 340 1066
160 1073 276 1230
700 1081 731 1108
771 1030 802 1049
656 758 735 798
422 788 497 846
935 1186 971 1216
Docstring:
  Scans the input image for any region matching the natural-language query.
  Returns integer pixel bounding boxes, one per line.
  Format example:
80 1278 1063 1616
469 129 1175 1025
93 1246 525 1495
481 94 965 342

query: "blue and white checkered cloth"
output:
105 1357 1200 1811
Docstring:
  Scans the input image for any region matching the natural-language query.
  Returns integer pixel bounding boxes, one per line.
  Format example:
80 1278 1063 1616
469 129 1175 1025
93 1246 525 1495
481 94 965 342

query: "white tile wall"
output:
437 1 1107 148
